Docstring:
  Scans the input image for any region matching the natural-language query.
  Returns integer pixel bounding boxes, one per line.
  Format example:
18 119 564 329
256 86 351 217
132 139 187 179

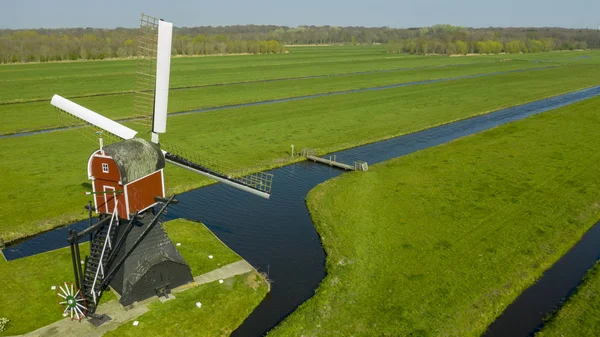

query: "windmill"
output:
52 14 273 321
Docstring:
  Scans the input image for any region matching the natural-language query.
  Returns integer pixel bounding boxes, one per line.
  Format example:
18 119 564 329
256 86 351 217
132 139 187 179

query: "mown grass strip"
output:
268 96 600 337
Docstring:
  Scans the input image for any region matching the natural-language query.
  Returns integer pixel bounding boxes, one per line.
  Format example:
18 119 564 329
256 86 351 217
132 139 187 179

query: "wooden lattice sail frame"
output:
132 14 159 126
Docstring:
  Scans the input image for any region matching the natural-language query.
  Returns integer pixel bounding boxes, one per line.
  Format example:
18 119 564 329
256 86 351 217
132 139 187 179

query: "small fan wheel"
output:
56 282 87 321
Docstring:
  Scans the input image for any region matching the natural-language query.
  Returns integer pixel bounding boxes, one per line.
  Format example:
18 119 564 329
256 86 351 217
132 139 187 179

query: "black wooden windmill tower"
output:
51 14 273 321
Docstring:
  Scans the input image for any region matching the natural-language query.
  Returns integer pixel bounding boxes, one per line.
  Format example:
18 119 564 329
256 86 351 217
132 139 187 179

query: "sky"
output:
2 0 600 30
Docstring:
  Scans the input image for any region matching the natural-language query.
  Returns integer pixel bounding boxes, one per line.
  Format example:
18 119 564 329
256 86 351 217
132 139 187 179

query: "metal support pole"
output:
68 231 80 291
73 234 85 292
105 212 138 267
88 201 93 243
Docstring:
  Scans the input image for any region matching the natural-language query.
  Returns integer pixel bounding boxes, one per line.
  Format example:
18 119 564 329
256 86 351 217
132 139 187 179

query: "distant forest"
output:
386 24 598 55
0 25 598 63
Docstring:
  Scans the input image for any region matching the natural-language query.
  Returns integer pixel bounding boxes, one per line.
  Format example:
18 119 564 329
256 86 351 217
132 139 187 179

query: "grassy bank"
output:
105 271 267 336
0 219 266 336
2 64 600 242
536 261 600 337
269 96 600 336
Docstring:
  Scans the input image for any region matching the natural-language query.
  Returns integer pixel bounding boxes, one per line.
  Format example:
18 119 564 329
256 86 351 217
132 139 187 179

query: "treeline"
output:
0 24 598 63
0 28 284 63
387 38 571 55
386 25 592 55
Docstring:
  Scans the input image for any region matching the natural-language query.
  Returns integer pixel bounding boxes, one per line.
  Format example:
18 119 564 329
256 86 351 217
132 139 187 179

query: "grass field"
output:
268 96 600 336
1 47 598 134
2 52 600 242
2 45 600 337
0 60 545 134
0 219 266 336
2 58 600 242
536 261 600 337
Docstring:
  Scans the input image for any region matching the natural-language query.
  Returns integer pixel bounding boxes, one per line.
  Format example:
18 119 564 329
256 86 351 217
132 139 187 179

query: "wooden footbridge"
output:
301 148 368 171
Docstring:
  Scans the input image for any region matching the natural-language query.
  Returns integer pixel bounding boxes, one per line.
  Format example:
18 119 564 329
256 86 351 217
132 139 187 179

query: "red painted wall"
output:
93 179 127 216
125 170 165 215
88 151 164 219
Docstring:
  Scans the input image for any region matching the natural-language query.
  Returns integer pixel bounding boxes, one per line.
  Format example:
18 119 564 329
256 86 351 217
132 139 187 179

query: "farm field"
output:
0 219 267 335
268 97 600 336
1 47 598 134
1 60 546 134
536 261 600 337
1 47 600 242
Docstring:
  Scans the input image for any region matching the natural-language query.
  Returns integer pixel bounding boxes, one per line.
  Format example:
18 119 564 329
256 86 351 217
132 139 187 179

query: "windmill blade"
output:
164 151 272 199
51 94 138 140
152 19 173 135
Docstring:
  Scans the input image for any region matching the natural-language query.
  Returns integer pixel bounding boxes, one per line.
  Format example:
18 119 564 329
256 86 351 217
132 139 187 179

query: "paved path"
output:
16 260 254 337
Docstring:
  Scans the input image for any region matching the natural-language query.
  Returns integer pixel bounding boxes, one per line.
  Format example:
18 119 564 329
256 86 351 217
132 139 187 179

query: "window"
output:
102 163 109 173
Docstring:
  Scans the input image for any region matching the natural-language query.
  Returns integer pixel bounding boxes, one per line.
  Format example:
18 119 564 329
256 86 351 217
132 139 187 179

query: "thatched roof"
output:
104 138 165 184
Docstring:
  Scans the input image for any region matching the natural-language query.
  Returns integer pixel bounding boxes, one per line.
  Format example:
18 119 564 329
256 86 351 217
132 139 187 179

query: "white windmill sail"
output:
151 20 173 143
138 18 273 199
164 153 272 199
50 14 272 199
51 95 138 140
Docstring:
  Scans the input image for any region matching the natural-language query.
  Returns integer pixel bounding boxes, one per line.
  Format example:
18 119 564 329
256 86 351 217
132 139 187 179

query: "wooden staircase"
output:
83 212 119 314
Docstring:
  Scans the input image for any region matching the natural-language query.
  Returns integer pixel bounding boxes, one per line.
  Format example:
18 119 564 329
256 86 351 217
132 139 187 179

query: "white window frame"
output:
102 163 109 173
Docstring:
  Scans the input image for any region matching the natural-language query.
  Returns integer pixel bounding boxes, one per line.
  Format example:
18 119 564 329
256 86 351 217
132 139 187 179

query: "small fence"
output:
301 148 368 172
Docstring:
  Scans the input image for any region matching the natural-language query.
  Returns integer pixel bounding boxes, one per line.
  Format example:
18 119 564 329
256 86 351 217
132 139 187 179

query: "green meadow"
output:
537 261 600 337
0 219 267 335
269 96 600 336
2 47 600 242
0 60 543 134
1 45 600 337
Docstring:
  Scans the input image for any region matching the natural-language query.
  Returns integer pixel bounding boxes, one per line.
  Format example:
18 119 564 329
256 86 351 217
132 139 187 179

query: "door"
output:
103 185 117 214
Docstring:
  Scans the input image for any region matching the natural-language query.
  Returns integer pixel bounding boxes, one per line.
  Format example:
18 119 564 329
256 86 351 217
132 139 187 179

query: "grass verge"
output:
536 261 600 337
268 96 600 336
0 218 265 336
105 271 267 337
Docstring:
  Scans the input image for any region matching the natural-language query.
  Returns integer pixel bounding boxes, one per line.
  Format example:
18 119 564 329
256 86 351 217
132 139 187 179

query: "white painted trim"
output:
91 181 98 215
87 151 112 177
87 151 97 178
160 169 166 197
102 163 109 173
124 184 130 220
138 202 158 215
103 186 116 214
